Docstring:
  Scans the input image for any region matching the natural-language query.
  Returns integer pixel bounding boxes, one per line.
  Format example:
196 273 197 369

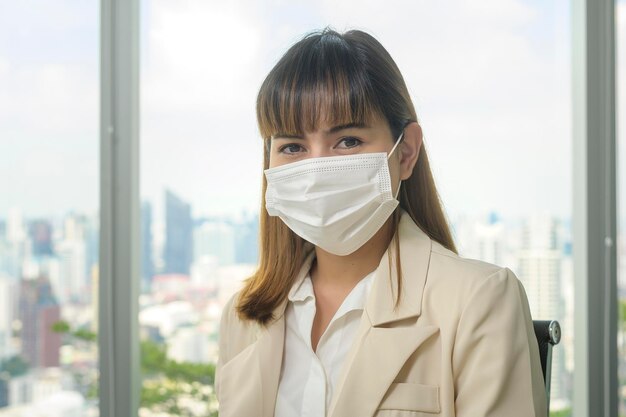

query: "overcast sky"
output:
2 0 621 225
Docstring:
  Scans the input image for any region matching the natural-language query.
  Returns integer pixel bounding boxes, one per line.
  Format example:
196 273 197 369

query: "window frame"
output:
572 0 619 415
99 0 140 416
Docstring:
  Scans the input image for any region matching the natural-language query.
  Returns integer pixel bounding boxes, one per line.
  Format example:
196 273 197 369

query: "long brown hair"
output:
236 27 457 326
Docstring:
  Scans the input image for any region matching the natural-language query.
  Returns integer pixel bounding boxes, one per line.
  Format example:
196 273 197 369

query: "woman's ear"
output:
399 122 422 180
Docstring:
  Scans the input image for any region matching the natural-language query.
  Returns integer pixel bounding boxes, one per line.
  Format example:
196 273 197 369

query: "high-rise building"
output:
56 239 86 303
450 212 514 267
4 209 26 281
517 213 567 406
193 221 235 266
234 212 259 264
473 220 505 266
163 189 192 275
0 219 6 242
0 372 8 408
141 201 155 291
18 274 61 369
63 214 86 241
91 264 99 334
0 276 14 362
29 220 53 257
7 208 26 244
83 212 99 288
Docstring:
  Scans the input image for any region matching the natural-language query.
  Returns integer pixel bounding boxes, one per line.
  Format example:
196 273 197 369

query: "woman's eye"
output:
337 137 363 149
278 143 304 154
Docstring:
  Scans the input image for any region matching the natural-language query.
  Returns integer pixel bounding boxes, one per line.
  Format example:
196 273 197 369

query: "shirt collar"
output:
287 255 376 314
335 270 375 317
288 269 314 302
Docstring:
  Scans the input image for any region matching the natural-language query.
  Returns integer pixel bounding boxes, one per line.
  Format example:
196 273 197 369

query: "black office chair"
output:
532 320 561 412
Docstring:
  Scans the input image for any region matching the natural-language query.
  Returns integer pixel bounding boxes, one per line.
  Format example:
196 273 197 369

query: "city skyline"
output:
0 188 579 414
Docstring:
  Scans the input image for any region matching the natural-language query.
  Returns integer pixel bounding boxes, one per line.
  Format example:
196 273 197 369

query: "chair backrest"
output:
532 320 561 413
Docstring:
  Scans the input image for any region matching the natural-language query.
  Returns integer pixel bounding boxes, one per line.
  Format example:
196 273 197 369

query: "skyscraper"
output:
193 220 235 266
517 214 567 406
7 208 25 244
18 274 61 369
234 212 259 264
0 373 8 408
0 220 6 244
141 201 155 291
56 239 86 303
29 220 53 257
474 220 505 266
0 276 13 362
84 212 99 288
163 189 192 275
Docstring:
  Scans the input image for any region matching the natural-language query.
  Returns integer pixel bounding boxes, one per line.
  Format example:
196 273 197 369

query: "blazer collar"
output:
365 208 432 326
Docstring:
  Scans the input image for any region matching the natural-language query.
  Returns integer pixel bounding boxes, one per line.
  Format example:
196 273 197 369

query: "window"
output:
0 1 100 416
139 1 573 415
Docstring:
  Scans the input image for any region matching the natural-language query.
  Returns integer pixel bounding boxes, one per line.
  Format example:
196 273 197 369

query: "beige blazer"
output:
215 210 548 417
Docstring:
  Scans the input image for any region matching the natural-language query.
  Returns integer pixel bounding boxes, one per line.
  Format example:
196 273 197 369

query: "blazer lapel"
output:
215 317 273 417
217 306 289 417
328 210 438 417
256 306 287 417
218 248 316 417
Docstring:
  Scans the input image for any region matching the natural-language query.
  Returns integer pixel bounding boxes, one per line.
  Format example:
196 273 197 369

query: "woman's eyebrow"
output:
325 122 369 134
271 133 304 140
272 122 369 140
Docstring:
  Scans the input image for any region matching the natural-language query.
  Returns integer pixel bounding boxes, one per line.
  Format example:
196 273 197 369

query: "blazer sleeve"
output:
452 267 548 417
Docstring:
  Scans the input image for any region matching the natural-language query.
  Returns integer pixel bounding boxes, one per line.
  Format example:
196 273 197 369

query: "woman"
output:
215 27 547 417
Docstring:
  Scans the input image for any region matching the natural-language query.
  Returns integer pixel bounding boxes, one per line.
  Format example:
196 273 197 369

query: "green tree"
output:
53 321 218 417
0 355 29 377
550 408 571 417
52 320 96 342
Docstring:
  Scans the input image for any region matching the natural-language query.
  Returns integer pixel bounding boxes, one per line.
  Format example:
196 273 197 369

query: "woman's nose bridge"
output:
305 136 333 158
309 147 333 158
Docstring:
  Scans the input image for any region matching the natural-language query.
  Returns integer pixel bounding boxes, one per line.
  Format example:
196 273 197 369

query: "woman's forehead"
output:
272 111 386 138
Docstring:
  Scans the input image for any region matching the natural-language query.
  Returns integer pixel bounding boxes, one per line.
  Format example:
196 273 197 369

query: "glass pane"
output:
140 1 572 415
0 1 100 416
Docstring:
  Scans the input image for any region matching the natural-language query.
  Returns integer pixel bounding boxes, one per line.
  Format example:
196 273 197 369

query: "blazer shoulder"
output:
427 239 517 295
424 241 534 347
221 290 257 333
219 290 258 358
431 239 504 274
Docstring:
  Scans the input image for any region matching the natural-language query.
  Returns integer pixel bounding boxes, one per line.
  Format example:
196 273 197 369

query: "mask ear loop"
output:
387 131 405 160
388 130 405 200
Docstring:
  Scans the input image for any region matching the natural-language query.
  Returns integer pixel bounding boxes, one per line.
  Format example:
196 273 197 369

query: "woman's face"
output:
268 113 407 196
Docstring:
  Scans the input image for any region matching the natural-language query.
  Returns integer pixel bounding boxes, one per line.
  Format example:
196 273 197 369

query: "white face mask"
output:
264 130 405 256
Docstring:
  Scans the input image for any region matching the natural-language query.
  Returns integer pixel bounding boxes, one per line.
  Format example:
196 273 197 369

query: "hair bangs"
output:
256 35 383 144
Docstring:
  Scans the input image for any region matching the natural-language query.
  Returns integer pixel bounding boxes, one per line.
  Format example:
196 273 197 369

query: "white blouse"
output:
274 264 375 417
